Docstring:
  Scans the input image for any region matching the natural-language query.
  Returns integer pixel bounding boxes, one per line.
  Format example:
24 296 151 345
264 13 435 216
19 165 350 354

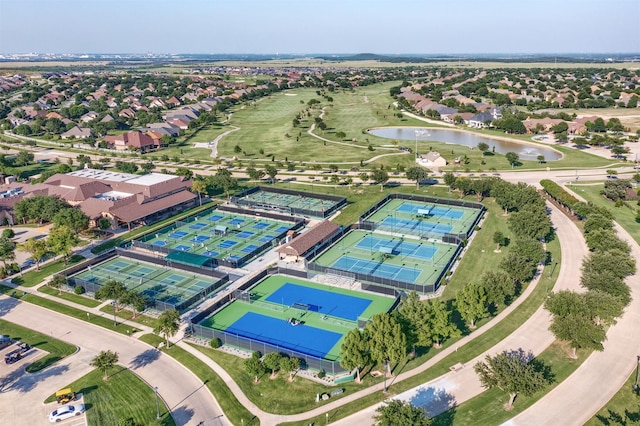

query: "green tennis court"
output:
71 256 227 311
135 207 297 266
364 198 481 239
200 274 395 360
232 187 346 218
311 230 456 285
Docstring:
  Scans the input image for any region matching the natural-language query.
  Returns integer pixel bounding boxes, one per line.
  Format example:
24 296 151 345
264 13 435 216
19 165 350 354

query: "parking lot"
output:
0 338 90 425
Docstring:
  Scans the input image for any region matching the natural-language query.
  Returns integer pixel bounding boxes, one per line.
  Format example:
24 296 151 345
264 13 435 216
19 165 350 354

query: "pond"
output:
368 127 563 161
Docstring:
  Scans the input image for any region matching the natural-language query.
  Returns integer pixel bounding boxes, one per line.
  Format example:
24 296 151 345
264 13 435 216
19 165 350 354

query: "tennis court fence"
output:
231 186 347 219
190 323 345 374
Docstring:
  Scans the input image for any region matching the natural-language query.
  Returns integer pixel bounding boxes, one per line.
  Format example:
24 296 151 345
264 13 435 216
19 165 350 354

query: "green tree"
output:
443 171 456 190
365 313 408 375
397 291 425 354
424 298 460 347
480 270 516 309
340 328 370 383
123 291 147 319
95 279 128 311
174 167 193 180
456 282 488 328
47 225 79 264
549 314 606 359
508 204 551 240
262 352 282 377
505 152 519 168
141 162 155 174
474 350 549 410
335 131 346 139
0 237 15 270
477 142 489 156
154 309 180 348
405 166 429 189
190 179 208 206
52 208 90 233
246 167 265 182
264 164 278 183
493 231 506 251
48 274 67 295
371 169 389 192
18 237 49 270
15 150 34 166
91 350 119 380
374 399 431 426
114 161 138 174
209 168 238 199
280 356 300 381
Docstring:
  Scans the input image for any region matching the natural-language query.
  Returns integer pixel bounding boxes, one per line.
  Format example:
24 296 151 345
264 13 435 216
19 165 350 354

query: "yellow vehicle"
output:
55 388 76 404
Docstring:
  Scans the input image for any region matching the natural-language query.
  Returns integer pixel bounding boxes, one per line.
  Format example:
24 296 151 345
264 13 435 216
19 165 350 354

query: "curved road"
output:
0 296 227 426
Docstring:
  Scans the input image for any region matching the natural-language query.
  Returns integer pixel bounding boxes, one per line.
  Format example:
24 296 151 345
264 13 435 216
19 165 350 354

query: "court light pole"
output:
634 355 640 393
154 386 161 419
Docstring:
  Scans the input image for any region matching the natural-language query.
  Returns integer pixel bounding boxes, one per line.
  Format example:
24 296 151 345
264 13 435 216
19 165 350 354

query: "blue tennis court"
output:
275 226 290 233
380 217 453 235
258 236 273 243
228 255 241 262
355 235 437 261
236 231 254 239
266 283 372 321
208 215 223 221
241 244 259 253
152 240 167 247
191 235 210 243
219 240 237 249
331 255 421 283
169 231 189 239
203 250 218 257
226 312 342 358
397 202 464 220
229 218 244 226
189 222 207 230
175 245 191 251
253 222 270 230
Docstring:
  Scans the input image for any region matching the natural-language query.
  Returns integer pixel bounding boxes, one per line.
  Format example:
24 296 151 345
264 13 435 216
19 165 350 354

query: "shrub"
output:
2 229 14 239
317 370 326 379
74 285 85 295
209 338 221 349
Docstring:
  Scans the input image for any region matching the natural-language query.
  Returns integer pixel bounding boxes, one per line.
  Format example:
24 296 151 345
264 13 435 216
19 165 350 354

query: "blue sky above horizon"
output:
1 0 638 54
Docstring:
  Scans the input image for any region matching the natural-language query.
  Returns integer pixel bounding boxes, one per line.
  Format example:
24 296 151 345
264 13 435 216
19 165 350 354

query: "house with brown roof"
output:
104 131 160 153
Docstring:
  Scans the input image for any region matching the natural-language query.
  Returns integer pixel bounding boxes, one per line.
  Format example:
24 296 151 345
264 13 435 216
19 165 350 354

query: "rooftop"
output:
66 170 177 186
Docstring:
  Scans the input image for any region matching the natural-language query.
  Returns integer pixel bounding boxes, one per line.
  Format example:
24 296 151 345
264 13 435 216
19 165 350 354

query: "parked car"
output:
49 404 85 423
0 335 12 350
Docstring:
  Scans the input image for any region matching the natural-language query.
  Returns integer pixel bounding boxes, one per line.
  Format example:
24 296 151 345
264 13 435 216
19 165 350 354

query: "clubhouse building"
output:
0 169 195 229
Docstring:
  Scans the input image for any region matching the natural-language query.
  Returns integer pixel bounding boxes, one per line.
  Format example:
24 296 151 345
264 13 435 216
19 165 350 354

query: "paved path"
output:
504 220 640 426
331 202 587 425
0 296 227 426
193 125 240 158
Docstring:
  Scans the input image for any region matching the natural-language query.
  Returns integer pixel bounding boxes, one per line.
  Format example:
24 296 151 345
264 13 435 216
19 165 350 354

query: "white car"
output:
49 404 85 423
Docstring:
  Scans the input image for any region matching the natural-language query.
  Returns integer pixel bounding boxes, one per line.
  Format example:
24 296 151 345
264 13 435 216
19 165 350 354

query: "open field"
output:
44 367 175 426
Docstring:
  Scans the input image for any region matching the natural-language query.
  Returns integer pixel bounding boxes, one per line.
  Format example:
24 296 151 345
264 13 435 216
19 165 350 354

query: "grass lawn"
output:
139 334 259 425
100 304 160 330
44 367 175 426
567 182 640 245
37 285 101 308
1 286 139 336
11 254 85 287
91 201 217 254
0 319 76 373
585 370 640 425
444 343 590 425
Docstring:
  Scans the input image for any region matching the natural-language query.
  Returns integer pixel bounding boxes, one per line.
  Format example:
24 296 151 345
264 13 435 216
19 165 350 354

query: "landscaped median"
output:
139 334 259 426
0 284 140 336
44 367 175 426
0 319 77 373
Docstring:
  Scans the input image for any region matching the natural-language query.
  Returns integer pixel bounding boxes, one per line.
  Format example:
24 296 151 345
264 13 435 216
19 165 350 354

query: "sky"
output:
1 0 639 54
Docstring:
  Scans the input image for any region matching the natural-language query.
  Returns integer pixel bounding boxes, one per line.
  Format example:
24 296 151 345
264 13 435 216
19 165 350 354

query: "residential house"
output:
103 131 159 153
416 151 447 170
61 126 92 139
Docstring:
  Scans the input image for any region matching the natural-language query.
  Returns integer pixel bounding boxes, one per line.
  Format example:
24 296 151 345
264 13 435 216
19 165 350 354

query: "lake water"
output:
368 127 562 161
